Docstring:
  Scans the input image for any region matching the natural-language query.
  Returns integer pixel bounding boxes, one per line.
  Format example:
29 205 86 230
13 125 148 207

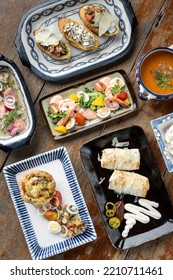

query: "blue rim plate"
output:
15 0 137 81
150 113 173 173
3 147 96 260
0 54 36 152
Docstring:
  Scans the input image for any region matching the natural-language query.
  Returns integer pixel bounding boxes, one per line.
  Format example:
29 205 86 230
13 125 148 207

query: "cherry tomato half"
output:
75 112 86 125
116 91 128 101
94 81 106 93
108 217 121 229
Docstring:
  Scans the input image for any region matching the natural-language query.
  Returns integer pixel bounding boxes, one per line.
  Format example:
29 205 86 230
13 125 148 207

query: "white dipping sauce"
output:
164 125 173 155
122 198 161 238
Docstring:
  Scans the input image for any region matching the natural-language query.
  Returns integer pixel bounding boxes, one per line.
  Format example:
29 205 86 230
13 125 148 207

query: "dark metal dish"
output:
0 54 36 152
80 125 173 249
39 70 137 140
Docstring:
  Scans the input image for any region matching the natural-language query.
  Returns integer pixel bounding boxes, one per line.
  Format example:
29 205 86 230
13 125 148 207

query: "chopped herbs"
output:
151 61 173 90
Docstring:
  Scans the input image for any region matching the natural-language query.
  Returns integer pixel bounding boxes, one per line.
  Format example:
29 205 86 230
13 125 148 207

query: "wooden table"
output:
0 0 173 260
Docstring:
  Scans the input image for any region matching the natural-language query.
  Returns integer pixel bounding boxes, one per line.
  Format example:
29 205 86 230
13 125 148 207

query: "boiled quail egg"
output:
97 107 111 119
48 221 61 233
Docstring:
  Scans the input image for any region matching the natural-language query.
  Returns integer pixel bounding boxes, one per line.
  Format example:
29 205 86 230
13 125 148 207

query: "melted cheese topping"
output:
64 22 95 47
34 27 62 47
93 11 118 36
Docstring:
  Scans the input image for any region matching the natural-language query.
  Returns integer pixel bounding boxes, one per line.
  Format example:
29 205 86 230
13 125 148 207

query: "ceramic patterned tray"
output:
15 0 137 81
151 112 173 172
40 70 137 140
3 147 96 260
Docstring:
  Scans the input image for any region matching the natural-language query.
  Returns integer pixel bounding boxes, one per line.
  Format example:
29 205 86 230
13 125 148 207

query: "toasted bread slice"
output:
79 5 119 37
34 28 71 60
58 18 99 51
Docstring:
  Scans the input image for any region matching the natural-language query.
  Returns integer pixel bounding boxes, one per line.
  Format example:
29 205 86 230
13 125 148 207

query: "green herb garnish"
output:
48 110 67 124
155 71 173 90
2 109 18 129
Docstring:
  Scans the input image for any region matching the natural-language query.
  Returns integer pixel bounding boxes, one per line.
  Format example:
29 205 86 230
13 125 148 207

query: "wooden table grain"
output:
0 0 173 260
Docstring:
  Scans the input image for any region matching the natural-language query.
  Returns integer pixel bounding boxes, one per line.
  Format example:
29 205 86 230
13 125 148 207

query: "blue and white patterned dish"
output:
3 147 96 260
15 0 137 81
151 113 173 172
0 54 36 152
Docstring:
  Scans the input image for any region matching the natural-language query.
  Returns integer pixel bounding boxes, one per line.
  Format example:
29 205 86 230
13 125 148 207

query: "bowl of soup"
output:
0 54 36 152
136 46 173 101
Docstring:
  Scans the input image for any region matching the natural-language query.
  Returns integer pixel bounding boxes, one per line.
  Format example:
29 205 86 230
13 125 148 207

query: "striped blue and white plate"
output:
151 113 173 172
3 147 97 260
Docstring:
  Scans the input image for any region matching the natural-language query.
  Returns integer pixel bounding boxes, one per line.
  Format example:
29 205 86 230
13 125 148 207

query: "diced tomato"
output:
116 91 128 101
86 14 93 21
75 112 86 125
94 81 106 93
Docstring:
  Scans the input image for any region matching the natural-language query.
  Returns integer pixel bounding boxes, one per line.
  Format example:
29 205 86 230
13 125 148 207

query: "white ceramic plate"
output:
3 147 96 259
151 112 173 172
15 0 137 81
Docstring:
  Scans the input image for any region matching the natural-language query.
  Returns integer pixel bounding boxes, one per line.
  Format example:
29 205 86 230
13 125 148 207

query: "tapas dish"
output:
80 126 173 249
40 70 137 140
151 112 173 172
3 147 96 259
15 0 137 81
0 54 36 152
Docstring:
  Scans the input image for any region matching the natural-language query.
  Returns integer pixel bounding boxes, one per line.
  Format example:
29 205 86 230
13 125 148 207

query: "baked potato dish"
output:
19 170 56 206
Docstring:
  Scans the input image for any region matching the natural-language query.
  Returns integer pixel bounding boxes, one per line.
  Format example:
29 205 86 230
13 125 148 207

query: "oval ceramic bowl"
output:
15 0 137 82
136 45 173 101
0 54 36 152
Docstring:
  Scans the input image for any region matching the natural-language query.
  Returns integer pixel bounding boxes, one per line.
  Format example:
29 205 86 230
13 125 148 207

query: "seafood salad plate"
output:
40 70 137 140
3 147 96 260
151 112 173 172
80 126 173 249
15 0 137 81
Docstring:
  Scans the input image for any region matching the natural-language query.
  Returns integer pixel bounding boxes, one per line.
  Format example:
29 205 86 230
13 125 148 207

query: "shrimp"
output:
83 108 97 120
104 97 120 110
99 76 112 87
56 109 72 126
50 94 63 104
105 94 129 108
58 99 76 112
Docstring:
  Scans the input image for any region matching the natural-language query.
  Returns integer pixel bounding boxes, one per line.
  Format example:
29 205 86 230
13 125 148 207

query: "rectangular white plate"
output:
3 147 97 259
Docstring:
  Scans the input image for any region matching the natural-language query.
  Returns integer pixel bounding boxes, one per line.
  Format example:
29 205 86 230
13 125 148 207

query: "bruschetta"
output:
58 18 99 51
79 5 119 37
34 27 71 60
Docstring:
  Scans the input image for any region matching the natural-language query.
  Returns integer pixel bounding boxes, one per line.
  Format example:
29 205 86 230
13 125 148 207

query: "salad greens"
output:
79 87 106 110
48 110 67 124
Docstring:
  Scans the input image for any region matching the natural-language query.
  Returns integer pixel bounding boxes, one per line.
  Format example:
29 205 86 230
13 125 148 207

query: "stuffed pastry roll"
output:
108 170 149 198
101 148 140 170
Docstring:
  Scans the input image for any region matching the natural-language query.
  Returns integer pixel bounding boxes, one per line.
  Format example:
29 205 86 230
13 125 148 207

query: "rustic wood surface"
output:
0 0 173 260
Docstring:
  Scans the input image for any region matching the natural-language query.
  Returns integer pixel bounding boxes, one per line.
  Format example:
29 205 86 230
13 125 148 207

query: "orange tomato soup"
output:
140 50 173 94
